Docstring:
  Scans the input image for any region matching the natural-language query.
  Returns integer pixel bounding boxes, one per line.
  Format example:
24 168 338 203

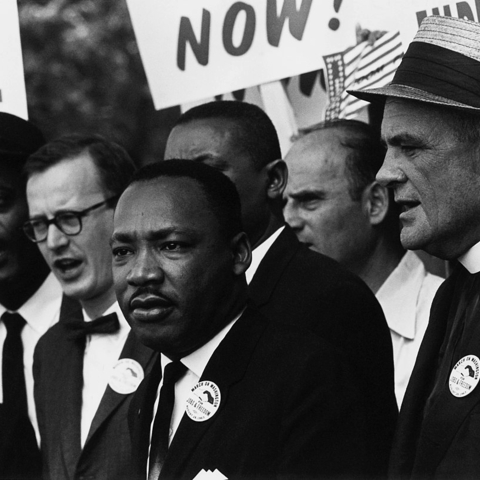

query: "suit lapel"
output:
59 336 85 479
249 226 298 307
84 330 155 445
160 307 268 479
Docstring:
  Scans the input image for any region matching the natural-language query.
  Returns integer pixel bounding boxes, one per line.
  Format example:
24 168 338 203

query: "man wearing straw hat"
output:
350 15 480 480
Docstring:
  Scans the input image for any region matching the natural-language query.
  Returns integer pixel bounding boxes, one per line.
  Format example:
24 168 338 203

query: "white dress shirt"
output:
459 240 480 273
147 310 243 473
81 301 131 447
0 273 63 444
376 251 444 407
245 226 284 284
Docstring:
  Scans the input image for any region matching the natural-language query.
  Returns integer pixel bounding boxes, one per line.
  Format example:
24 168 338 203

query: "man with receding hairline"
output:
284 119 443 406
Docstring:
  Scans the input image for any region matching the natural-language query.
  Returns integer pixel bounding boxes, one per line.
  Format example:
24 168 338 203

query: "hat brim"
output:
348 84 480 114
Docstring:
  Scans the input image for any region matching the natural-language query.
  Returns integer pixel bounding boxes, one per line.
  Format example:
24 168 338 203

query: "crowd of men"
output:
0 13 480 480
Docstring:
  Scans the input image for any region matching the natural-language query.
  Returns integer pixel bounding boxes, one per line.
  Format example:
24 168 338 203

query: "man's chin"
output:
400 228 429 252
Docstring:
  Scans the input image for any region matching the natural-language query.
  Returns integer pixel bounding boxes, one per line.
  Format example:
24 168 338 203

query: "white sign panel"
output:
126 0 480 111
0 0 28 119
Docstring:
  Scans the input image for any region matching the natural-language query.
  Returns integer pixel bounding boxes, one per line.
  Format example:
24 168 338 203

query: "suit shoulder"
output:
291 244 370 289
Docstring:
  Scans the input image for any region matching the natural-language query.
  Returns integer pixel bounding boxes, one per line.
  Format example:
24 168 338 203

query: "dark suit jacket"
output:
130 306 371 480
34 300 156 480
389 266 480 479
0 294 79 480
249 226 398 477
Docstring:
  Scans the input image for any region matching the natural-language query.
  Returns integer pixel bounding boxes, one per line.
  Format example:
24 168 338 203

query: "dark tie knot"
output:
1 312 27 336
65 312 120 340
163 361 187 386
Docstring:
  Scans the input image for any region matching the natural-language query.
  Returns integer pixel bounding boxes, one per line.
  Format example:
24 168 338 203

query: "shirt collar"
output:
82 300 131 332
458 241 480 273
376 251 425 340
0 273 63 334
245 226 285 284
161 308 245 379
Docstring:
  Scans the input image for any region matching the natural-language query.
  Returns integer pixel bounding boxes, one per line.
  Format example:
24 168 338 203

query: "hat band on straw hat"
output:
394 41 480 108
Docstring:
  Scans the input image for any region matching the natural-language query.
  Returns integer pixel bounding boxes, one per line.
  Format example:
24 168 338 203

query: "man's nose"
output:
283 199 303 231
126 249 164 286
376 151 407 188
45 223 69 251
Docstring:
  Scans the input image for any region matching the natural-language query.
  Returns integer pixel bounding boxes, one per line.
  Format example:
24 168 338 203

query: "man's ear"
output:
364 181 389 226
265 159 288 200
231 232 252 276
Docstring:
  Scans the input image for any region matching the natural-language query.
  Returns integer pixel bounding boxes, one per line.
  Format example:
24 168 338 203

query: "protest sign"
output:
0 0 28 119
126 0 480 111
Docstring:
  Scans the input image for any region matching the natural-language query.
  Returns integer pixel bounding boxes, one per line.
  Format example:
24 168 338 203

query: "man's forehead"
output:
114 179 222 241
289 130 349 170
169 118 240 153
119 177 208 215
27 156 106 208
381 97 460 141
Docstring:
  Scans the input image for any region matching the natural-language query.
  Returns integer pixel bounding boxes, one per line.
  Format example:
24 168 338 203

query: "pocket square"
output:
193 468 227 479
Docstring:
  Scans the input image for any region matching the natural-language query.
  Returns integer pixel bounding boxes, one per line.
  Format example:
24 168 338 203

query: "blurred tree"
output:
18 0 179 165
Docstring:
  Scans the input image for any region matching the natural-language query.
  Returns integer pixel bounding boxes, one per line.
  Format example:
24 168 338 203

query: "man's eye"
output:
300 198 320 209
112 247 132 258
162 242 183 251
400 145 418 154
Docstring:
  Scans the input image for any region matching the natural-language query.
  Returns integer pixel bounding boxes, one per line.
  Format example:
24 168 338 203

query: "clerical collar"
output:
246 226 285 284
458 240 480 274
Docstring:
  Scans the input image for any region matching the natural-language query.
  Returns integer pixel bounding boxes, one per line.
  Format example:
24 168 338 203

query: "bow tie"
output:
66 312 120 340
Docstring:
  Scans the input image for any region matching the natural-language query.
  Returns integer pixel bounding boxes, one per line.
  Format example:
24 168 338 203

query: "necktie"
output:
1 312 28 413
65 312 120 340
1 312 41 479
148 361 187 480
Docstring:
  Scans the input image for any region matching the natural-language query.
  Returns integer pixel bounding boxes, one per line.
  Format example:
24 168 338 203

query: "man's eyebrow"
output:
29 206 95 220
110 227 199 246
110 232 133 246
288 189 326 200
382 133 422 146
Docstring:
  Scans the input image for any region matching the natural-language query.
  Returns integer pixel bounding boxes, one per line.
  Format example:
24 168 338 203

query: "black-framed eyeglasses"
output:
23 196 118 243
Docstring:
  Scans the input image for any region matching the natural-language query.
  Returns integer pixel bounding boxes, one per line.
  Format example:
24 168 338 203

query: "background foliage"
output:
18 0 179 166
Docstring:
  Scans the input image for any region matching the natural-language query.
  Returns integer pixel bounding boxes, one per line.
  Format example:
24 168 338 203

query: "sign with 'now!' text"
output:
126 0 480 110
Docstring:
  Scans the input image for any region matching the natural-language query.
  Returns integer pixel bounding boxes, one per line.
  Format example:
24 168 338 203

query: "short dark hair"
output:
299 119 386 201
130 160 243 241
174 101 281 170
24 134 136 198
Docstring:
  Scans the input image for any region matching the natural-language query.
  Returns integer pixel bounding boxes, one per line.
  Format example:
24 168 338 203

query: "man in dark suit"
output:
112 160 372 479
349 14 480 480
164 100 397 477
24 135 155 480
0 113 65 480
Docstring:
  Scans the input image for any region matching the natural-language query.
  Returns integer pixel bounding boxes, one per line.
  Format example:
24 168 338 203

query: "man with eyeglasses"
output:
24 134 155 480
0 113 66 480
